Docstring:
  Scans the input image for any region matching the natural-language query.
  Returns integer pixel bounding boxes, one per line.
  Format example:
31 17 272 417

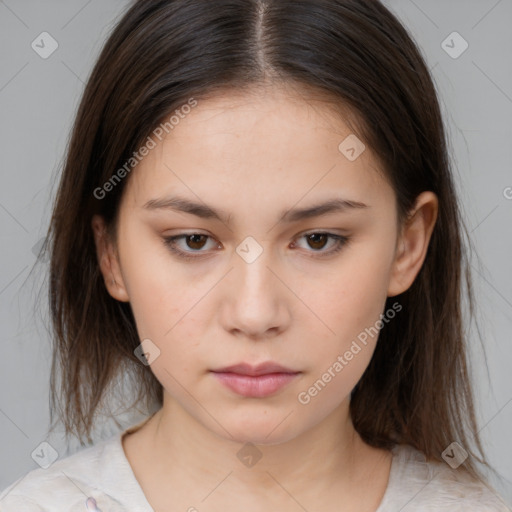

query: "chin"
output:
208 409 304 447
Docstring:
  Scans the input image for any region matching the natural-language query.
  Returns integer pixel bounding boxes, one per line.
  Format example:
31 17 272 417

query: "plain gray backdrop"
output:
0 0 511 506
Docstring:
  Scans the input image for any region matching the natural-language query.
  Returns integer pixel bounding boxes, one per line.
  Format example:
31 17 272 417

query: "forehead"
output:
121 85 389 216
163 85 360 153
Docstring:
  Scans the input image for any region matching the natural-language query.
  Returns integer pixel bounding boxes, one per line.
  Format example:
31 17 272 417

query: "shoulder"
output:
0 434 126 512
379 444 511 512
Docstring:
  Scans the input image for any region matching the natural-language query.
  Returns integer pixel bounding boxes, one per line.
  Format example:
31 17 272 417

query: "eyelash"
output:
162 232 350 261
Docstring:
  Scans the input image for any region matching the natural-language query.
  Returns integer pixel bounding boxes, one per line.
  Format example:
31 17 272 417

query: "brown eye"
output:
292 232 350 258
162 233 219 260
185 234 208 250
305 233 329 250
163 231 350 262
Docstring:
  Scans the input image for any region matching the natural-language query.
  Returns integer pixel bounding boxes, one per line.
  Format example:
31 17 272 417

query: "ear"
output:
91 214 130 302
387 191 438 297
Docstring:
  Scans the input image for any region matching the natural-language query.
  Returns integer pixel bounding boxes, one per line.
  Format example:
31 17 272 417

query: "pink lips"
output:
210 362 300 398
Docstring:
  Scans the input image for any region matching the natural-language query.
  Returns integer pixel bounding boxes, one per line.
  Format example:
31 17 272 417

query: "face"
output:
93 85 437 445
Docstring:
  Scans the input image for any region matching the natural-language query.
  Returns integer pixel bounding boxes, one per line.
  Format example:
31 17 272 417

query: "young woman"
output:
1 0 509 510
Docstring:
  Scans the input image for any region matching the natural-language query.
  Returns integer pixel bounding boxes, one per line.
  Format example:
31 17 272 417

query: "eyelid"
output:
162 230 350 261
291 231 350 257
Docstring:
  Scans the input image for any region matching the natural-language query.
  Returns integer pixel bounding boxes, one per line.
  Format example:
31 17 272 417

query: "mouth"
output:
210 362 301 398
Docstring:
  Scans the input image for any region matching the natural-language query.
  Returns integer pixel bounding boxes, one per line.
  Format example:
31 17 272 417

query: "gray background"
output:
0 0 511 506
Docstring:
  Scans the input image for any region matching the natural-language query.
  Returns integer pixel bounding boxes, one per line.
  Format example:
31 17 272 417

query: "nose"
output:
219 245 291 340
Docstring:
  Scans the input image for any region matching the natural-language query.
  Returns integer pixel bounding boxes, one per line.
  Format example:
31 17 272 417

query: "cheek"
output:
295 266 389 413
120 237 219 382
298 238 394 372
119 227 195 327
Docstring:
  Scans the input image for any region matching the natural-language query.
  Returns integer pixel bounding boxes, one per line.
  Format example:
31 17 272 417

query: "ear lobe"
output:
387 192 438 297
91 214 130 302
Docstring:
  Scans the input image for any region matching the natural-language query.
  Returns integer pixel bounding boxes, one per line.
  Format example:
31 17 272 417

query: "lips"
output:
210 362 301 397
211 361 298 376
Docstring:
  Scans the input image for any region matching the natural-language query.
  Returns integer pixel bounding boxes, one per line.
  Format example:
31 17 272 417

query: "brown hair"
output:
39 0 488 480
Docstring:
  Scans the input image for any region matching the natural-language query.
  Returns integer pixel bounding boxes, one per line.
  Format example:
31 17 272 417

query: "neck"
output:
153 394 366 495
124 392 392 510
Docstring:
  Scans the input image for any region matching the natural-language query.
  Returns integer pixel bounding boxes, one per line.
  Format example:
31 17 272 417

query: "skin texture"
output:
92 85 438 511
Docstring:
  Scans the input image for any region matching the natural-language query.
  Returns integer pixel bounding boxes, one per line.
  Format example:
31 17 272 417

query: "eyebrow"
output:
142 195 369 224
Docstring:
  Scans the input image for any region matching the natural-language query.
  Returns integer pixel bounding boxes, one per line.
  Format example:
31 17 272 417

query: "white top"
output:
0 417 510 512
